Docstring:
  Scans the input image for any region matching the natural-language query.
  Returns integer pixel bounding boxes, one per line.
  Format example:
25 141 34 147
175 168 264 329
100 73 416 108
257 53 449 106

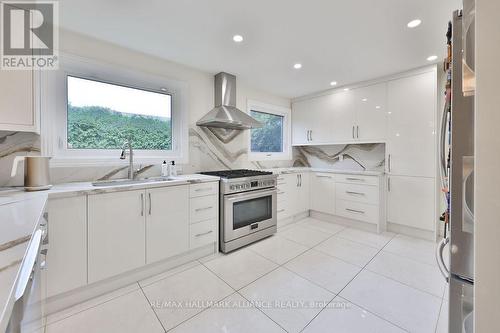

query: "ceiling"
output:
58 0 461 98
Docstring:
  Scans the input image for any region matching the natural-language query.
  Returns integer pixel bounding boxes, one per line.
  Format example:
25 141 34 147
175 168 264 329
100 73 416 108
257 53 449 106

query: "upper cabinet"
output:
291 83 387 145
386 71 436 177
0 69 39 132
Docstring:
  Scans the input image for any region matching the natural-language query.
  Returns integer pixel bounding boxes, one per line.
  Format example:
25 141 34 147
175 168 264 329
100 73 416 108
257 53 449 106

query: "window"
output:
67 76 173 150
42 55 188 166
248 100 291 161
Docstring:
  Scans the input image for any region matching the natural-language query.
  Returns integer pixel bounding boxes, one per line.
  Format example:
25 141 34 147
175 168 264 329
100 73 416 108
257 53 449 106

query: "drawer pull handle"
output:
346 177 364 182
277 209 285 213
195 188 212 192
195 206 213 212
278 191 285 195
346 191 365 196
317 175 333 178
346 208 365 214
195 230 213 237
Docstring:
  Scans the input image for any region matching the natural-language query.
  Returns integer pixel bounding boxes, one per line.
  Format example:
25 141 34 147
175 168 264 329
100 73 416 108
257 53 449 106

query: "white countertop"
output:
266 167 384 176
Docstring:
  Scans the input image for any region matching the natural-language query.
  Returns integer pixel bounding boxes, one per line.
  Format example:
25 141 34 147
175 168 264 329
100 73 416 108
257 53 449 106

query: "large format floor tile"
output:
384 234 437 266
303 297 406 333
366 250 446 297
314 236 379 267
142 265 233 330
340 270 442 333
284 249 361 294
247 235 309 265
436 300 449 333
45 290 164 333
240 267 334 333
297 218 345 235
278 225 332 247
170 293 285 333
335 228 395 249
203 249 278 289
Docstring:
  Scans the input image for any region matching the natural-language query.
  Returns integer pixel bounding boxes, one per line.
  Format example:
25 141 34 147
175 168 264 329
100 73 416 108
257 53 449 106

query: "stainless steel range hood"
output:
196 72 262 130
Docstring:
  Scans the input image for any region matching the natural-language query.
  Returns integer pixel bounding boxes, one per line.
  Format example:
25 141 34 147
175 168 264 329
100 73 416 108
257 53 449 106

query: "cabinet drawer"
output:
336 183 379 204
189 182 219 198
336 199 379 224
190 195 218 224
189 219 217 248
335 174 379 186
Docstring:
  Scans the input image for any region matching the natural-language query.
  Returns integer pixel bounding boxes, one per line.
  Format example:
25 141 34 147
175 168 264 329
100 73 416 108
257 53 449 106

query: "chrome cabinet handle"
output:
387 177 391 192
317 175 333 178
278 191 285 195
346 177 364 182
352 126 355 139
141 193 144 216
195 206 213 212
346 191 365 196
277 208 285 213
195 230 213 237
357 125 359 138
436 237 450 282
195 187 212 192
388 154 392 173
299 174 302 187
148 193 152 215
296 174 299 187
345 208 365 214
310 130 313 141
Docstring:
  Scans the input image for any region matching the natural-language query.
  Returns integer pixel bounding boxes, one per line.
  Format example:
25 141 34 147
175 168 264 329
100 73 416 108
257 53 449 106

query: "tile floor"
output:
42 217 449 333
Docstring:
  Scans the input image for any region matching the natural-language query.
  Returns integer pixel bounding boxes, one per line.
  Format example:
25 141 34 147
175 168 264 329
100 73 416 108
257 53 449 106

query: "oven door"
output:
223 187 277 242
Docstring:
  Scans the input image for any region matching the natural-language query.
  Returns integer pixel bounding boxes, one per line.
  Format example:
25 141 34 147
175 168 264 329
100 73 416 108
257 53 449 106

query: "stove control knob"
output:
230 185 235 190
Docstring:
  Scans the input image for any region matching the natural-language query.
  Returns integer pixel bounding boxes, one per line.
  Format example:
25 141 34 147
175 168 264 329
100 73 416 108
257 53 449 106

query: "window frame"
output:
247 100 292 161
41 54 188 167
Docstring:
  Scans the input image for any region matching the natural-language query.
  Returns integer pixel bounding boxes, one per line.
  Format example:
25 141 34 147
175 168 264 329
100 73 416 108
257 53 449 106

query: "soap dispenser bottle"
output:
161 160 168 177
168 161 177 177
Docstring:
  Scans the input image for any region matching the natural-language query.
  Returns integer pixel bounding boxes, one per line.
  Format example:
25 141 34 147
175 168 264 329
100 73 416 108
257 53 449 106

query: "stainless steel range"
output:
200 169 277 253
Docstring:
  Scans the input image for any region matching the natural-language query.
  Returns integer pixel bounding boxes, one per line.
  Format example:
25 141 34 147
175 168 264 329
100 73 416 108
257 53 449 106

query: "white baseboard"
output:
310 210 378 233
43 243 216 316
387 222 435 241
277 211 309 229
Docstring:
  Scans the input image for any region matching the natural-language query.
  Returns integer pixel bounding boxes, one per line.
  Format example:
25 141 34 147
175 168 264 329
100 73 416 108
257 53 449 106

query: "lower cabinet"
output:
276 172 309 219
46 196 87 298
387 175 435 231
310 173 336 215
88 189 146 283
146 186 189 264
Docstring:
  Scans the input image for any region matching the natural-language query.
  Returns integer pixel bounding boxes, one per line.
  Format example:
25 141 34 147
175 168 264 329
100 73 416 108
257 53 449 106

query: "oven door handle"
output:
14 229 43 301
225 188 277 201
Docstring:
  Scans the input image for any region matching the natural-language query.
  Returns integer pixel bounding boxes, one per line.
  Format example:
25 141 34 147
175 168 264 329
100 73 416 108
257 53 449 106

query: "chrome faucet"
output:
120 139 135 179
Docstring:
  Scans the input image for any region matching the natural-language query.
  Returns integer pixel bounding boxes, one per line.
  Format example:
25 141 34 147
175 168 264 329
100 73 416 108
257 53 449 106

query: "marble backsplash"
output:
0 129 384 187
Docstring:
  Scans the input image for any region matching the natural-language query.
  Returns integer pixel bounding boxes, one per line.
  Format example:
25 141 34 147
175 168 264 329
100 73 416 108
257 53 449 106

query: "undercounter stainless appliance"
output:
200 169 277 253
437 5 475 333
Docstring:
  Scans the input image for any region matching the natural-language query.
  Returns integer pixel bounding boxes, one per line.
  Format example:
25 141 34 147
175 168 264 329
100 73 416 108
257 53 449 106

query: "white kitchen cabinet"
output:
45 196 87 297
310 173 335 215
297 172 310 213
353 83 387 142
146 186 189 264
88 190 146 283
276 172 309 219
387 70 437 177
292 95 335 145
387 175 436 231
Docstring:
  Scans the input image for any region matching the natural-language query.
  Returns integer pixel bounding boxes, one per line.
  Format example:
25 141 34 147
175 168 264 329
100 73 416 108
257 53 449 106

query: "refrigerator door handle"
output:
436 237 450 282
439 107 449 188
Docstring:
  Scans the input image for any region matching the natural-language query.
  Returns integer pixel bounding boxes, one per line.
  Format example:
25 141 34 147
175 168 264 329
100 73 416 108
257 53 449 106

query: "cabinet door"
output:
88 190 145 283
291 99 311 145
146 186 189 264
387 71 436 177
45 196 87 298
387 175 435 231
277 173 297 219
310 173 335 215
329 90 356 143
353 83 387 142
298 173 310 212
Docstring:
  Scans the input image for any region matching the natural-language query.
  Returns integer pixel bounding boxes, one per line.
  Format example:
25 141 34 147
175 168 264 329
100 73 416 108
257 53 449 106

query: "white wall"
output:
475 1 500 331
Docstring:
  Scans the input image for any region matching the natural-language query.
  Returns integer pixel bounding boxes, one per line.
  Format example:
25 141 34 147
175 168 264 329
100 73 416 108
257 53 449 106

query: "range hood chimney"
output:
196 72 263 130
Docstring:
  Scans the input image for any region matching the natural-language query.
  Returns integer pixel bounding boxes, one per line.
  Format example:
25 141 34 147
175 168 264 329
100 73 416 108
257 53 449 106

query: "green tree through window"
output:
250 110 284 153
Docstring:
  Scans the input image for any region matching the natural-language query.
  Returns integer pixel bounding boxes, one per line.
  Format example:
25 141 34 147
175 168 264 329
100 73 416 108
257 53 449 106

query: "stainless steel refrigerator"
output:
437 4 475 333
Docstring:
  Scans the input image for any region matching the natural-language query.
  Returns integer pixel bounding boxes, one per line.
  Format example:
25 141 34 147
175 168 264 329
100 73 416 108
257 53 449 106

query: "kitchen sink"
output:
91 176 178 187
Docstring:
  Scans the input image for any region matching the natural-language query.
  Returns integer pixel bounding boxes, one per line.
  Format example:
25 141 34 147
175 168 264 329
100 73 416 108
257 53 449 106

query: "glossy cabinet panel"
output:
353 83 387 142
310 173 336 215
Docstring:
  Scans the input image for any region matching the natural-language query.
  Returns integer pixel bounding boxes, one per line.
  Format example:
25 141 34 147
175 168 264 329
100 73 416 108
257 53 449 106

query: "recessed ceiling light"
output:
330 81 337 86
362 98 368 102
232 35 243 43
407 19 422 28
293 63 302 69
387 111 392 114
427 55 438 61
343 88 350 91
375 105 381 109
